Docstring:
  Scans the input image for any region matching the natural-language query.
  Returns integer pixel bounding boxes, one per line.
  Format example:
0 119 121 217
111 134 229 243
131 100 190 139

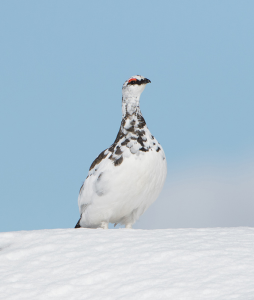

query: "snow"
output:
1 228 254 300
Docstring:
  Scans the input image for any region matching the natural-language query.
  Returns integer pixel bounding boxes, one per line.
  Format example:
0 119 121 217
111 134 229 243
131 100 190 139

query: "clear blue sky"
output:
1 1 254 232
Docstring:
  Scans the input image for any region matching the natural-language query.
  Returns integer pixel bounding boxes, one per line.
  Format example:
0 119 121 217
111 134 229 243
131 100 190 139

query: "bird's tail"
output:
75 217 81 228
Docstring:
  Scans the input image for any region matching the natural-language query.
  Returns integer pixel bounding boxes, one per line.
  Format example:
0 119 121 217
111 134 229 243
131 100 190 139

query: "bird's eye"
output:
128 78 137 83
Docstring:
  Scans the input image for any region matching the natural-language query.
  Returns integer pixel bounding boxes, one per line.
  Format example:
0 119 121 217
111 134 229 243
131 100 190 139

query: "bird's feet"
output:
100 222 108 229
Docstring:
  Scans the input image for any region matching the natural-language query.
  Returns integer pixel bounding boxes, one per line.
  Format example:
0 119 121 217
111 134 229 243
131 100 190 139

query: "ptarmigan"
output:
75 75 167 229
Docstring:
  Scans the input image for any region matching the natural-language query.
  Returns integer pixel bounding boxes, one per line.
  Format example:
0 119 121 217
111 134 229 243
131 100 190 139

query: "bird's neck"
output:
121 95 146 132
122 95 141 117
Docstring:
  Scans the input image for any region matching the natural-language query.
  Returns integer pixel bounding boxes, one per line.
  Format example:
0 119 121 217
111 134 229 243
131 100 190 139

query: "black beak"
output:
144 78 151 84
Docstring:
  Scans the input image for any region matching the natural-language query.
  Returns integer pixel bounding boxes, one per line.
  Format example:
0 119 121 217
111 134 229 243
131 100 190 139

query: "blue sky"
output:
1 1 254 232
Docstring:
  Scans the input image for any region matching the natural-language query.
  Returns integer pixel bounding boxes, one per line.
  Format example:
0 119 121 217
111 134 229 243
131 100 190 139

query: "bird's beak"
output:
144 78 151 84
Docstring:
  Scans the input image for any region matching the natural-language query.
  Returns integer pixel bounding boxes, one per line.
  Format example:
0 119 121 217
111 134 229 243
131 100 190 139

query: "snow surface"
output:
1 228 254 300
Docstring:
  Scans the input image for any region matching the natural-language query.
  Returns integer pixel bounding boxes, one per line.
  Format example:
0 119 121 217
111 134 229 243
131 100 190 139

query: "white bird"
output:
75 75 167 229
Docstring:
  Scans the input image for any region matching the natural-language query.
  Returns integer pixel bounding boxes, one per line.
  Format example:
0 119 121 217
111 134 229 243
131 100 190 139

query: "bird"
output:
75 75 167 229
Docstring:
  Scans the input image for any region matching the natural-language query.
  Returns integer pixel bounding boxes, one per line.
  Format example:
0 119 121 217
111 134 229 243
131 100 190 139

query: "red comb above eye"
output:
128 78 137 83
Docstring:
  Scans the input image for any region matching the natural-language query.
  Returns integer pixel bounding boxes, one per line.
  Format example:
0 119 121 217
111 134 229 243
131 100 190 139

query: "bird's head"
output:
122 75 151 99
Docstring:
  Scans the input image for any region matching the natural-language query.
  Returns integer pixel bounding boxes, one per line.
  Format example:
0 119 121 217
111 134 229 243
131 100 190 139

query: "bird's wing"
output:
78 148 114 214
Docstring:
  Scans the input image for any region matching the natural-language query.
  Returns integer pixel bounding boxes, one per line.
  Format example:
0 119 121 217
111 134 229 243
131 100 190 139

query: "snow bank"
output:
1 228 254 299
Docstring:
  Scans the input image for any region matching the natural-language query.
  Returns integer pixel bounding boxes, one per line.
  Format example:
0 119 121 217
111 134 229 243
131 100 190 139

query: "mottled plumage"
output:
75 75 167 229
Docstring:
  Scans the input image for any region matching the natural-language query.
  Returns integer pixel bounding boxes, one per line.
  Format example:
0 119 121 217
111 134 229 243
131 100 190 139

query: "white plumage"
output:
75 75 167 229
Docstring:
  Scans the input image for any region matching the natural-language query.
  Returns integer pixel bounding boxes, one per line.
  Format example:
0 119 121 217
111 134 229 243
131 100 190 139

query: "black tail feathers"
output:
75 217 81 228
